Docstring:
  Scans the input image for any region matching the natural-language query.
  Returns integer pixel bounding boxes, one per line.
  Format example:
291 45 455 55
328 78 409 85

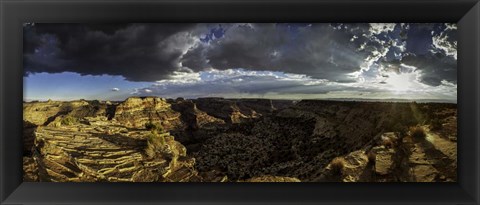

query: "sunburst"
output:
384 72 415 92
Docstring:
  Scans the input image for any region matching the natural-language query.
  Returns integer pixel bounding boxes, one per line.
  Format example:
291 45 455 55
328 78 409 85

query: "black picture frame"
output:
1 0 479 204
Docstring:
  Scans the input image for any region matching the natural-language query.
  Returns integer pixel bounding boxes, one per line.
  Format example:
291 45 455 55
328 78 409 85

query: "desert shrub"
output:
148 133 166 147
430 118 443 131
330 157 345 174
145 121 165 133
410 126 426 139
61 116 77 125
145 132 166 159
382 137 395 149
366 151 376 164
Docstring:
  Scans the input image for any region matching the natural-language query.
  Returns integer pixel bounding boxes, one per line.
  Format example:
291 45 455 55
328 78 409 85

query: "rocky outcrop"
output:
318 123 457 182
23 100 109 126
193 100 457 182
23 156 39 182
31 122 200 182
170 99 225 131
23 100 67 126
402 126 457 182
23 100 109 156
23 97 284 182
113 97 183 130
194 98 248 124
194 98 276 124
336 150 370 182
373 147 396 175
23 98 456 182
235 99 275 116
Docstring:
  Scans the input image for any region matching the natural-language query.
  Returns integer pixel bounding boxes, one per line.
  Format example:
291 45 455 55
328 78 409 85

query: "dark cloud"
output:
24 23 202 81
24 23 457 87
400 53 456 86
180 43 210 70
182 23 373 82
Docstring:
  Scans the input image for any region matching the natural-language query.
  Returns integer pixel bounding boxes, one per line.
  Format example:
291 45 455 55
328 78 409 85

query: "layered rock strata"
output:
23 98 457 182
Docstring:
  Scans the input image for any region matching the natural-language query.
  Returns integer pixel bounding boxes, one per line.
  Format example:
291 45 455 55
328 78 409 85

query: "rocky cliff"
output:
193 100 457 182
22 97 280 182
23 98 456 182
30 123 200 182
193 98 278 124
113 97 183 129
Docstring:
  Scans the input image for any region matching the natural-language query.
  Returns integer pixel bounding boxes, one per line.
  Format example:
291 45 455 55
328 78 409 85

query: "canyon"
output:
23 97 457 182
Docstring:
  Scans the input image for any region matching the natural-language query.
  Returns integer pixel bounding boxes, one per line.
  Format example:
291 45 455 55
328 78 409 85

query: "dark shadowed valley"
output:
23 97 457 182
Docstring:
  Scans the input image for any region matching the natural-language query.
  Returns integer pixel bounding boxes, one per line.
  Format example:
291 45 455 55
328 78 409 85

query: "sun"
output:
384 72 414 92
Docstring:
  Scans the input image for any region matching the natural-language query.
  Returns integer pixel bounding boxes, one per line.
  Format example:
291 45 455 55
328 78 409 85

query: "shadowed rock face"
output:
170 99 225 131
193 100 457 182
23 97 456 182
193 98 278 124
23 121 37 156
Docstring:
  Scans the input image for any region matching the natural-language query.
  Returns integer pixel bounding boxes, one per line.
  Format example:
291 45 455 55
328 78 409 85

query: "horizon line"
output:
23 96 458 104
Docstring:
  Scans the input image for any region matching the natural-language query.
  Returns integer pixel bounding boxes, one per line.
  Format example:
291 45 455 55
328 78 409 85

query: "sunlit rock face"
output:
113 97 183 129
23 97 456 182
22 97 272 182
23 100 109 156
23 100 65 126
30 123 200 182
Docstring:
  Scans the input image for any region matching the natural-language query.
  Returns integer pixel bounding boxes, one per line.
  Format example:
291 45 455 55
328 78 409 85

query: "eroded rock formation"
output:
23 97 457 182
193 100 457 182
30 123 200 182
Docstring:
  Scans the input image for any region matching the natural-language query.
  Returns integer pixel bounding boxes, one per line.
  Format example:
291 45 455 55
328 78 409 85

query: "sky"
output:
23 23 457 102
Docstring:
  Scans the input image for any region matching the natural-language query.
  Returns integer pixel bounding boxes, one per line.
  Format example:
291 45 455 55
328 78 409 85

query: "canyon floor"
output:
23 97 457 182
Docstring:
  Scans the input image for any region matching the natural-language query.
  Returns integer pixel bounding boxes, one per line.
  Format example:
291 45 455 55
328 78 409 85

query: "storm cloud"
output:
24 23 457 101
182 23 374 82
24 23 205 81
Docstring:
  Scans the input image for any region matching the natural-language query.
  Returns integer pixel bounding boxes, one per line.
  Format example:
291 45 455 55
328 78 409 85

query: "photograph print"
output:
23 23 457 182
